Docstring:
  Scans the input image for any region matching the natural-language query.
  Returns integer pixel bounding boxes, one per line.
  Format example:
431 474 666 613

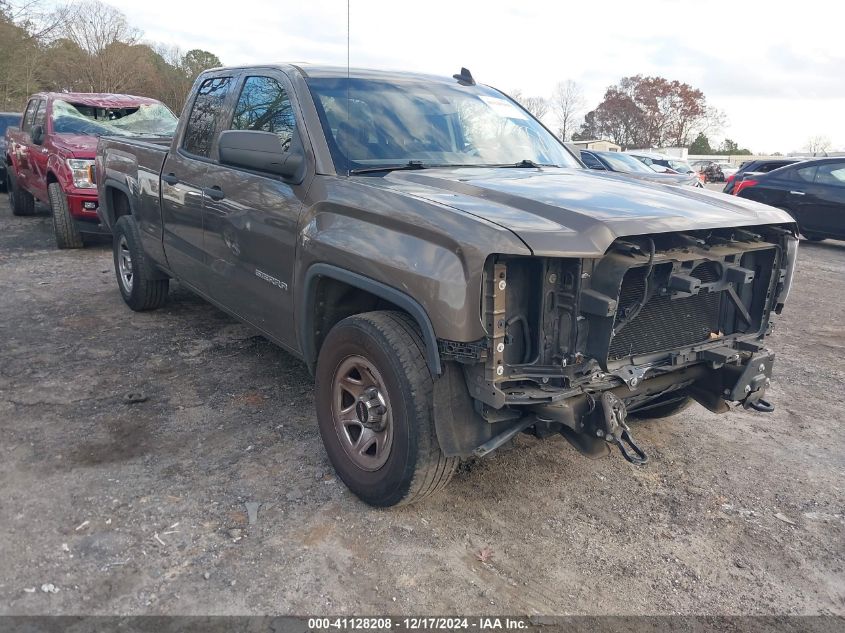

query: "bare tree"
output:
0 0 222 111
509 90 549 120
523 96 548 120
1 0 70 109
805 135 832 156
3 0 69 39
550 79 585 141
59 0 142 92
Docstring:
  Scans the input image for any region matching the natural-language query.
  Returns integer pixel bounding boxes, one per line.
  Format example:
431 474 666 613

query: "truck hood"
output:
368 167 793 256
51 134 99 158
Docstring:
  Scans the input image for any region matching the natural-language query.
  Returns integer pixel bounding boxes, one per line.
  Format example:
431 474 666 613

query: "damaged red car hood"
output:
50 134 99 158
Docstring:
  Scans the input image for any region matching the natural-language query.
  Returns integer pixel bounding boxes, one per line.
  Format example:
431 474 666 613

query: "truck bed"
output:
96 136 171 265
98 136 170 174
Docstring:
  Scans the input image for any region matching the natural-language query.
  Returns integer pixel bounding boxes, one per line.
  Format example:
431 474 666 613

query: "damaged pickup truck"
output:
96 64 798 506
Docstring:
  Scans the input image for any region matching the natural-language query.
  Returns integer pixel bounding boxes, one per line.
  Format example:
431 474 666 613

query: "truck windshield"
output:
52 100 178 137
306 77 578 173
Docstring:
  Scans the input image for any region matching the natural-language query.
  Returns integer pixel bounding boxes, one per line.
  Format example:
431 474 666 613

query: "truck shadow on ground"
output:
800 238 845 252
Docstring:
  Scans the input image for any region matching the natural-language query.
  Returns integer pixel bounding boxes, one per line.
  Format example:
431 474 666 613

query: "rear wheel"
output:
9 172 36 216
315 311 458 507
113 215 169 311
48 182 83 248
629 395 693 420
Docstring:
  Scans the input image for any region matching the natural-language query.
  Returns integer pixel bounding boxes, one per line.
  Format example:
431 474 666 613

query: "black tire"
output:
113 215 169 311
0 170 7 194
8 171 36 216
48 182 83 248
315 311 458 507
629 395 693 420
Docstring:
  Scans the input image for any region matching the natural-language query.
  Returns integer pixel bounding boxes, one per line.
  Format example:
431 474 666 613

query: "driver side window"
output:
32 101 46 130
22 99 38 133
231 76 296 152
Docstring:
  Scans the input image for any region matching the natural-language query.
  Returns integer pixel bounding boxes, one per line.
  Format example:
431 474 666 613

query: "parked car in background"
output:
1 112 22 193
721 163 740 180
626 151 698 177
4 92 177 247
723 158 803 194
703 162 726 183
734 157 845 241
580 149 703 187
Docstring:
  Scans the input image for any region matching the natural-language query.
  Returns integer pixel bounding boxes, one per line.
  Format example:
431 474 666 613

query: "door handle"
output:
162 173 179 185
789 190 806 196
203 186 225 201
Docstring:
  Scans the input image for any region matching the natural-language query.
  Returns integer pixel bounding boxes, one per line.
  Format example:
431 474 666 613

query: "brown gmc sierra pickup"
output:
96 64 798 506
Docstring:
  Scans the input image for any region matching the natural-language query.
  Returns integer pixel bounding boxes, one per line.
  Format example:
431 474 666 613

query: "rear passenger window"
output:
231 76 296 151
815 162 845 187
182 77 233 158
792 165 818 183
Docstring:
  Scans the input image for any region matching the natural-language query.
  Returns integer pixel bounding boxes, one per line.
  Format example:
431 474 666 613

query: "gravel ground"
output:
0 194 843 616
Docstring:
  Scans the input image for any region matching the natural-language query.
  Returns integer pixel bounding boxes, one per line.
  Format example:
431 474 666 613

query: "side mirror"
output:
218 130 304 181
31 124 44 146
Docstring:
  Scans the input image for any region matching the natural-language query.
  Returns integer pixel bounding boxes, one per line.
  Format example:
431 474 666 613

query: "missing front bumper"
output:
476 345 776 462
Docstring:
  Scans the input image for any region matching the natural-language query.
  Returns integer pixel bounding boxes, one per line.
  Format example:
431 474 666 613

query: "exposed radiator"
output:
608 262 722 361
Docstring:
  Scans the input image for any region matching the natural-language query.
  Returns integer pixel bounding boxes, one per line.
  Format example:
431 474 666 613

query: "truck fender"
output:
46 154 70 190
299 263 442 377
99 178 135 229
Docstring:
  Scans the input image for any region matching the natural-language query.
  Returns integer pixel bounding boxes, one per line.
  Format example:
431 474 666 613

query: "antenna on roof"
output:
452 67 475 86
346 0 351 176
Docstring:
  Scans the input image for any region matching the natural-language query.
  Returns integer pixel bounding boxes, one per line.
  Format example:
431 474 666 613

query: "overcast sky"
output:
105 0 844 153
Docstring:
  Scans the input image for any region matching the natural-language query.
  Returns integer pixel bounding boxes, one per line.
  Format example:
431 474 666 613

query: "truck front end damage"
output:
437 224 798 463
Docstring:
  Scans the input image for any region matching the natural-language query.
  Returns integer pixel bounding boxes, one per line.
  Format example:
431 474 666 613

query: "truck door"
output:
201 72 311 349
160 75 236 292
803 161 845 239
13 99 39 189
27 100 49 201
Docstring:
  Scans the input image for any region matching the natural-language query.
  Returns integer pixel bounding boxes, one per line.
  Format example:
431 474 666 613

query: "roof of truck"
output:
29 92 163 107
205 63 465 84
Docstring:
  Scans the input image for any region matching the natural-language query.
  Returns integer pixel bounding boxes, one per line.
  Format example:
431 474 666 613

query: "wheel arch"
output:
300 263 442 377
99 179 135 230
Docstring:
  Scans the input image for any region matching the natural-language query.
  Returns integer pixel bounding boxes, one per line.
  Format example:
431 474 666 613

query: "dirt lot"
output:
1 194 843 616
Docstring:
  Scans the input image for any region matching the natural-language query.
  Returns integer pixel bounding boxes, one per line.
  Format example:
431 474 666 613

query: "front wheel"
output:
48 182 83 248
113 215 169 311
315 311 458 507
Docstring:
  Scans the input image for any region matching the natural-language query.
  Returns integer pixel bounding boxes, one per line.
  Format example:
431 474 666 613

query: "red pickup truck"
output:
4 92 176 248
